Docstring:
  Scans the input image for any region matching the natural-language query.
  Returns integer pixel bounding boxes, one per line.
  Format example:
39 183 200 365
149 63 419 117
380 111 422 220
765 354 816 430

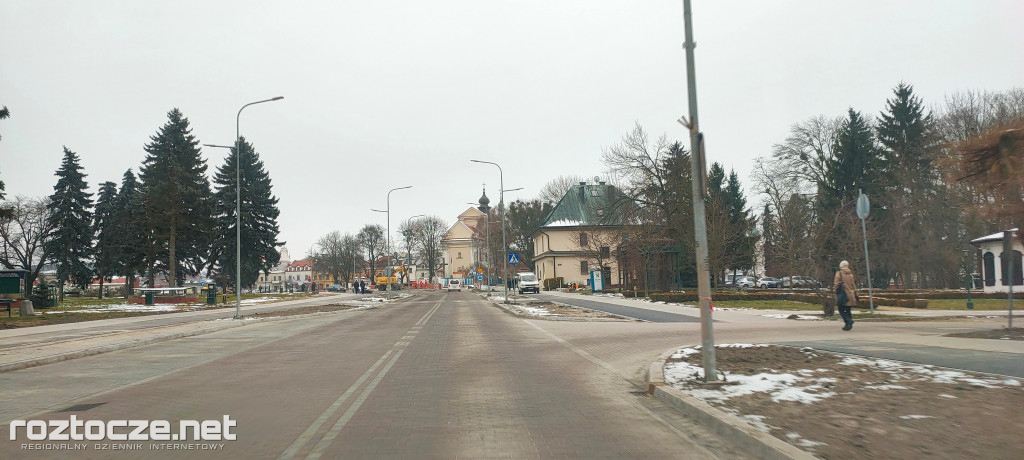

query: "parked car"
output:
447 279 461 292
736 276 757 288
782 276 821 288
326 284 346 292
757 277 782 288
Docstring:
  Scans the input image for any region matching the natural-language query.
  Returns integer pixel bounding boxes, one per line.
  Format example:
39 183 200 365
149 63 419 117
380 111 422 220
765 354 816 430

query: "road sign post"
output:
856 189 875 315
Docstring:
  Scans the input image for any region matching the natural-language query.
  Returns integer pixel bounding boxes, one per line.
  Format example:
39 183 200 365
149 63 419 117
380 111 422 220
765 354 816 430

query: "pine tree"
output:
138 109 215 286
45 146 94 294
724 170 756 274
822 108 883 207
877 83 944 288
92 181 119 299
211 136 283 289
111 170 146 295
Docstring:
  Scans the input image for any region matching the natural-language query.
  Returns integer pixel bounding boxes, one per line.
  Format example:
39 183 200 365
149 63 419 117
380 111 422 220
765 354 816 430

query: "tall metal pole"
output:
858 189 875 314
681 0 716 382
379 186 412 301
471 160 508 303
1005 231 1014 328
234 96 283 319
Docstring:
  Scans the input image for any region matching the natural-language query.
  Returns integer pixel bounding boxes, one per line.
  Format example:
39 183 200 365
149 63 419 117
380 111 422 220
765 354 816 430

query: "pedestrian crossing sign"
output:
508 253 520 265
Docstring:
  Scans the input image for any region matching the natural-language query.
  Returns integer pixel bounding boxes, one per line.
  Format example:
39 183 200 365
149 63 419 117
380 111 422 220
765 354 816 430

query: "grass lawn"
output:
920 298 1016 310
0 292 312 328
712 300 821 311
0 310 166 329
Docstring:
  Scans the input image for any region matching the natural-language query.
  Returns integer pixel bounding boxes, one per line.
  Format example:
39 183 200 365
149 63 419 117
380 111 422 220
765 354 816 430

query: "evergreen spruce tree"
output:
138 108 215 286
45 146 94 294
724 170 757 274
111 170 146 295
877 83 942 288
211 136 283 289
822 108 883 207
92 181 119 299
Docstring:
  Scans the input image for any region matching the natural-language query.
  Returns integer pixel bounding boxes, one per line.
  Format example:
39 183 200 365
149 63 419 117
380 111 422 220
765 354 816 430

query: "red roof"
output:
289 259 313 268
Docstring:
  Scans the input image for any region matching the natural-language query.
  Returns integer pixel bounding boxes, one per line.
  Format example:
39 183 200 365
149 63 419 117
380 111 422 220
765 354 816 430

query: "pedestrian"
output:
833 260 859 331
359 279 366 294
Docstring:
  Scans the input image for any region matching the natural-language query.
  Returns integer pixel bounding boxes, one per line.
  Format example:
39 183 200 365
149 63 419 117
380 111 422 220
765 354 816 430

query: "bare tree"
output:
357 224 386 280
568 228 621 280
412 216 447 283
770 115 844 190
539 175 584 205
0 196 54 296
309 231 345 286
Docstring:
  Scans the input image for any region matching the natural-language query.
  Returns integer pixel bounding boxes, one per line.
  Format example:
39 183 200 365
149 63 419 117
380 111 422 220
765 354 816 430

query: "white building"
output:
970 229 1023 293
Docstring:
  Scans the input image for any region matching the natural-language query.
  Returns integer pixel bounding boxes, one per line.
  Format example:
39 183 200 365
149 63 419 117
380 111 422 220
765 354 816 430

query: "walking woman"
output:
833 260 859 331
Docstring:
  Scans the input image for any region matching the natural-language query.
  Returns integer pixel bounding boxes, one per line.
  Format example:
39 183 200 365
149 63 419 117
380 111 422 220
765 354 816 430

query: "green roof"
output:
541 183 628 228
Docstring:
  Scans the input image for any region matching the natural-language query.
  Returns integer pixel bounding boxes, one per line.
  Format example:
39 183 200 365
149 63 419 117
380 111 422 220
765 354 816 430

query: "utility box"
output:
590 269 605 292
206 285 217 305
144 292 155 305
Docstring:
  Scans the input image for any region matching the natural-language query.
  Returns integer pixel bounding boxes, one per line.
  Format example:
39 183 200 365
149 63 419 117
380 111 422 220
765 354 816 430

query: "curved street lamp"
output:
470 159 508 303
207 96 284 319
372 185 412 300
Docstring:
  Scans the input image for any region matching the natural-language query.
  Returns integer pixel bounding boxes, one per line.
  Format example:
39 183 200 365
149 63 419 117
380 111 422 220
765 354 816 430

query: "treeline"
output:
0 108 283 298
606 84 1024 289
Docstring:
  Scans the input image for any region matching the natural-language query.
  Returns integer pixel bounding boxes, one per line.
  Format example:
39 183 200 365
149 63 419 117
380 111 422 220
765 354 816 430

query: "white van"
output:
517 272 540 294
447 279 461 292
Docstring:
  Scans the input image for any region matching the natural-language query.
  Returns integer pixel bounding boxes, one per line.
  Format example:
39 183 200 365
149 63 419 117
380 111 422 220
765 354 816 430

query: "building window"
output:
600 246 610 258
1000 250 1023 285
984 252 996 286
579 233 588 246
458 252 462 259
580 260 588 274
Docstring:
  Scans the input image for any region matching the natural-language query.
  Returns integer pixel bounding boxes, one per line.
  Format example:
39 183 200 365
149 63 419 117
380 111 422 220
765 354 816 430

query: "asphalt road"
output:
0 291 740 459
535 293 701 323
782 339 1024 378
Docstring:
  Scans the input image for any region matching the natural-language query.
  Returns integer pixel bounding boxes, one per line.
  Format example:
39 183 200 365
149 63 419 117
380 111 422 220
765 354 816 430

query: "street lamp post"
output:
471 160 508 303
207 96 283 319
372 185 412 301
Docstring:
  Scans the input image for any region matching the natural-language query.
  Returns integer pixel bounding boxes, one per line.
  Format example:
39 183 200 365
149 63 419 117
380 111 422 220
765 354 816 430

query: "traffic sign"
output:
856 192 870 219
508 253 520 265
477 275 483 281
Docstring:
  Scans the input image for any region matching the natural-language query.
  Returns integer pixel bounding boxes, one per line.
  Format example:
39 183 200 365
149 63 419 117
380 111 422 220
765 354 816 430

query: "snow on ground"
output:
42 296 285 314
510 305 552 317
666 345 1024 415
762 314 823 320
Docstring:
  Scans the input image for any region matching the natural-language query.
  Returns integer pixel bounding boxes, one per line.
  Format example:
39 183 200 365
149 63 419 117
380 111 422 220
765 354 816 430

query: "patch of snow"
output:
762 314 821 320
514 306 552 317
664 361 834 405
739 414 774 432
899 415 935 420
938 394 958 399
786 432 827 448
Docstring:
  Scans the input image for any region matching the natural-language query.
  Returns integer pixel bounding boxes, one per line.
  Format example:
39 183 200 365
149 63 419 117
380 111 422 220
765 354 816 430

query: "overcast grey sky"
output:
2 0 1022 258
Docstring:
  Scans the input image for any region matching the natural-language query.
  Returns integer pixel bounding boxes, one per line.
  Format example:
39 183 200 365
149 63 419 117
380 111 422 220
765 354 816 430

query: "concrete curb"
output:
647 348 816 460
482 295 625 322
0 306 375 374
